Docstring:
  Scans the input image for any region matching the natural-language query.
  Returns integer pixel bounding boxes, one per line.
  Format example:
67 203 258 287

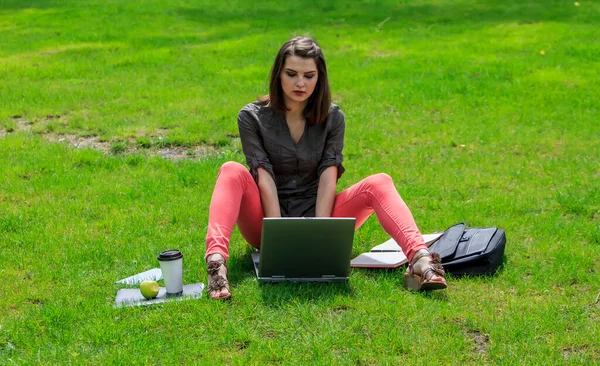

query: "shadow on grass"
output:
356 263 508 301
2 1 589 35
257 281 354 307
176 0 587 30
227 249 355 306
355 267 449 301
133 0 595 57
0 0 53 11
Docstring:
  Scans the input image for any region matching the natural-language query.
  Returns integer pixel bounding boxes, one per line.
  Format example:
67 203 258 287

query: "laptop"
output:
251 217 356 282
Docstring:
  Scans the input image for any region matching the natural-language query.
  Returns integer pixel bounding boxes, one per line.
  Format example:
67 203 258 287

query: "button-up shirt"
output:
238 102 345 217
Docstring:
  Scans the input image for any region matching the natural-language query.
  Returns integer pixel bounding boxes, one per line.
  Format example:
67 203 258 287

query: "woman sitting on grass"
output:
204 36 446 299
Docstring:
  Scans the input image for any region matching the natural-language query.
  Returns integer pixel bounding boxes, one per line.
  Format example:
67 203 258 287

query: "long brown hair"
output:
259 36 331 125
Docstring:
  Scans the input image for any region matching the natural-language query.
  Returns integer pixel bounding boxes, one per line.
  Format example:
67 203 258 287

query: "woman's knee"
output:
364 173 394 189
218 161 248 178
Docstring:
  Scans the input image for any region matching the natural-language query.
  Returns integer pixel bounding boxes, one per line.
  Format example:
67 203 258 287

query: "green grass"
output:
1 0 599 364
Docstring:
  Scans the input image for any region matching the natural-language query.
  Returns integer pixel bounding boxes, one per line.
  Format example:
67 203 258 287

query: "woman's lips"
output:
293 91 305 96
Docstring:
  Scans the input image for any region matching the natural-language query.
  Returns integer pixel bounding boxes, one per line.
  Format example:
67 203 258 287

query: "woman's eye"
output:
286 72 296 77
305 75 314 79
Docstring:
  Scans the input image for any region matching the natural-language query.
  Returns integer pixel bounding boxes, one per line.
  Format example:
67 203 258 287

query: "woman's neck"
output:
284 98 306 121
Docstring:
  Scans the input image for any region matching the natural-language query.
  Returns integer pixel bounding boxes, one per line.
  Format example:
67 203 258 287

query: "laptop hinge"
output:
322 275 336 279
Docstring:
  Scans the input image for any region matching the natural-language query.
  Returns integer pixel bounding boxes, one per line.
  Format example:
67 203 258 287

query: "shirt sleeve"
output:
317 108 345 179
237 108 275 184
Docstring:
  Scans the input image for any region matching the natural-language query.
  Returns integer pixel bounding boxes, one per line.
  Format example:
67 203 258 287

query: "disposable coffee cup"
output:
157 249 183 296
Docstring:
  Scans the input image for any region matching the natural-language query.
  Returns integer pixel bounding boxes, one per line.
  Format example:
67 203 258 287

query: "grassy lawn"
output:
1 0 599 364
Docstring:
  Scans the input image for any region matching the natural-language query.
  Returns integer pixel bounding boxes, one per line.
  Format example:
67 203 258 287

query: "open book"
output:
350 233 443 268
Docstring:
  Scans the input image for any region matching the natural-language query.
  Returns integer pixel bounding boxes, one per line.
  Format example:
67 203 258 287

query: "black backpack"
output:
428 223 506 276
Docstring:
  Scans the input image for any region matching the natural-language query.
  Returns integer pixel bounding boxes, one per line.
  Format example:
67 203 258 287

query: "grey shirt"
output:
238 102 345 217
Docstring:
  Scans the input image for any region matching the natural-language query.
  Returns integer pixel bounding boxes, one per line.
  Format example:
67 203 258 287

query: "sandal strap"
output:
410 250 431 265
421 265 445 280
408 251 427 276
207 259 230 293
408 251 445 278
207 260 227 275
207 274 229 292
421 252 445 280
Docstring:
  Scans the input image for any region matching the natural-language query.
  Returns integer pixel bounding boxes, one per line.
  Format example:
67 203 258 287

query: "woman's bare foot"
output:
206 254 231 299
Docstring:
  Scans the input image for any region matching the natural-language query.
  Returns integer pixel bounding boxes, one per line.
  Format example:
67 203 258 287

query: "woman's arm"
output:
315 166 338 217
257 167 281 217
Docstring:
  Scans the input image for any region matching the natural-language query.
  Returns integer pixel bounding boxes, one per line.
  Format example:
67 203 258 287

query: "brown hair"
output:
259 36 331 125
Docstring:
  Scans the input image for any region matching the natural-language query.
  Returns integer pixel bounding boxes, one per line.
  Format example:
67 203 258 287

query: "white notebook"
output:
115 283 204 308
350 233 443 268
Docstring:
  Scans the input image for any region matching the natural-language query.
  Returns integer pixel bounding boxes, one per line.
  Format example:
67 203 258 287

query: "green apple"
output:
140 280 160 299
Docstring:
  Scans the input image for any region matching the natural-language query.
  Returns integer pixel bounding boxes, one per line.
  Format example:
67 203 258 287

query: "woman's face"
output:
280 55 318 107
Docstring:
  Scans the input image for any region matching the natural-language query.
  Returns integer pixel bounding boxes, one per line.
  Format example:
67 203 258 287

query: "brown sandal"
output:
207 260 231 300
404 251 447 291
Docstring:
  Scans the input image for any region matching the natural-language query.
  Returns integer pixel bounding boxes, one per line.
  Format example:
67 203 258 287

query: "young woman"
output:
205 36 446 299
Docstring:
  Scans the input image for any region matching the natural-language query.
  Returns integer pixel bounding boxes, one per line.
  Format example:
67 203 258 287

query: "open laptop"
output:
251 217 356 282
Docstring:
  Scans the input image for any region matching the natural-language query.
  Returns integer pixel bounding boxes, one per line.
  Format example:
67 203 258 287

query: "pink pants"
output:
205 162 428 262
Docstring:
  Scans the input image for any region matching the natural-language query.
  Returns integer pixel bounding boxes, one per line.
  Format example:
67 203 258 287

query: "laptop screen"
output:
256 217 356 281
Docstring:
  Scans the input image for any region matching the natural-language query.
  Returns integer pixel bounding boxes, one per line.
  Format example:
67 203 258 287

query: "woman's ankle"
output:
207 253 225 264
412 249 432 275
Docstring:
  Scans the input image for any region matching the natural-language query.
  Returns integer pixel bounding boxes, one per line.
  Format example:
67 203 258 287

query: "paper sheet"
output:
115 268 163 285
